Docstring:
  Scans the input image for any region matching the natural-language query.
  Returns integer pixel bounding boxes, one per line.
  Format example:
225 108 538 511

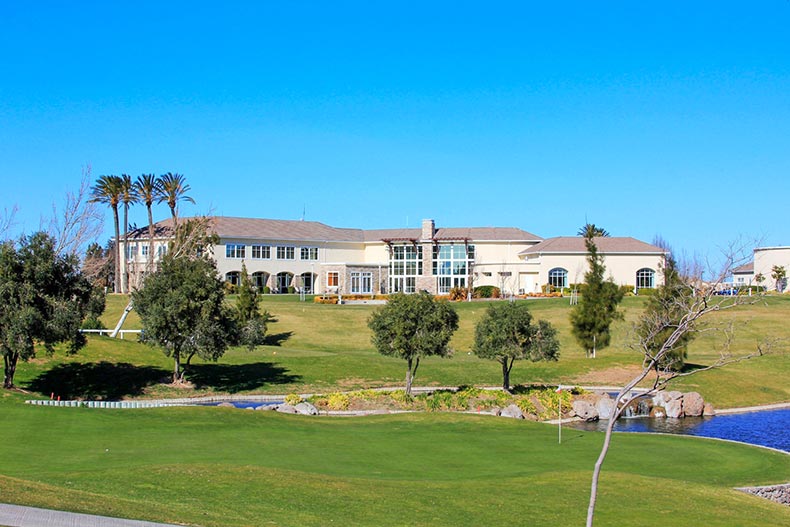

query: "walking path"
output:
0 503 184 527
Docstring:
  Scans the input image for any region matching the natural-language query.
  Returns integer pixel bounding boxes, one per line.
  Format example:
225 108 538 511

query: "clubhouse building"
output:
122 217 667 296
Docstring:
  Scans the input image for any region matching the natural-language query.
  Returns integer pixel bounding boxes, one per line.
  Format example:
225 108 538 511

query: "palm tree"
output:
90 175 123 293
577 223 610 238
119 174 138 293
158 172 195 229
134 174 162 273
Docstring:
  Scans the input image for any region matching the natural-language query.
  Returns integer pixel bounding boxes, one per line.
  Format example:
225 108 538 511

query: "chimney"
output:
421 219 435 240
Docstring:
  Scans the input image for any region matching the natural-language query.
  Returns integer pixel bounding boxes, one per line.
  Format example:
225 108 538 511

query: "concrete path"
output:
0 503 184 527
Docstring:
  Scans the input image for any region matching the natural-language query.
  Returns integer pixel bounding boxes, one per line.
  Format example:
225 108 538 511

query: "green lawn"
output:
36 293 783 407
3 293 790 526
0 403 788 527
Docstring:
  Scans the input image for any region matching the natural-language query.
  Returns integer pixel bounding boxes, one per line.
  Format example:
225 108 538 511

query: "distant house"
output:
121 216 666 296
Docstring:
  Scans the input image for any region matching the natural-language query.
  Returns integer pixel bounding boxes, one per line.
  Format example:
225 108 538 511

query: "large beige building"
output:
122 216 666 296
733 246 790 292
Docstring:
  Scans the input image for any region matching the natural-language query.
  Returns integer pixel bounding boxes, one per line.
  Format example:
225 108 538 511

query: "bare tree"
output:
585 240 776 527
0 205 18 241
45 166 104 258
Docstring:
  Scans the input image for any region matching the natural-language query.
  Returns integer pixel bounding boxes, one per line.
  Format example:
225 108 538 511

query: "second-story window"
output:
301 247 318 260
251 245 271 259
226 244 245 259
277 246 295 260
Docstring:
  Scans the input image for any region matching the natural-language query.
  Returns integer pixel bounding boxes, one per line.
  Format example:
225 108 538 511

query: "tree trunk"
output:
173 352 181 384
501 358 510 392
405 358 413 396
147 204 154 274
3 352 18 389
122 202 129 294
112 205 121 294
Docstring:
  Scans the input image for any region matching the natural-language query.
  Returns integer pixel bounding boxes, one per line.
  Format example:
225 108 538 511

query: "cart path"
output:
0 503 186 527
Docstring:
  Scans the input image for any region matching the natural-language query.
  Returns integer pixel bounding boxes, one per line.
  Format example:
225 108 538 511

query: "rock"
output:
529 396 546 416
294 402 319 415
255 404 276 411
491 406 502 416
217 402 235 408
665 398 684 418
683 392 704 417
499 404 524 419
703 403 716 416
596 396 615 420
572 400 599 421
275 403 298 414
666 390 683 401
650 406 666 418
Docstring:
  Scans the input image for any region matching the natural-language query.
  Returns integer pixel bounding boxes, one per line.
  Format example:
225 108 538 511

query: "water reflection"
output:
568 408 790 452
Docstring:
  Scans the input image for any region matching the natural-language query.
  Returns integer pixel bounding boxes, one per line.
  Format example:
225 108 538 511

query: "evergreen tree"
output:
368 292 458 395
472 302 559 391
636 249 694 371
0 233 92 388
235 262 271 349
570 232 624 358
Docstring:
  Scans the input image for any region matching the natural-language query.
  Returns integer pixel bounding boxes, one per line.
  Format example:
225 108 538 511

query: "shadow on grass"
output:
186 362 301 392
263 331 293 346
28 362 169 400
680 363 706 374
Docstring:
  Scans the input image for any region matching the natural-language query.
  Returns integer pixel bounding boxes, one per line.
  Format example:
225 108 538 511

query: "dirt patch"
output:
574 365 644 385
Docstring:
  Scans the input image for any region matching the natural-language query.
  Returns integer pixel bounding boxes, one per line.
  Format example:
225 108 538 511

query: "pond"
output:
568 408 790 452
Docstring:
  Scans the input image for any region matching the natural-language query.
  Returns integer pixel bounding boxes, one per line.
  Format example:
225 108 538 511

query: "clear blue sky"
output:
2 1 788 260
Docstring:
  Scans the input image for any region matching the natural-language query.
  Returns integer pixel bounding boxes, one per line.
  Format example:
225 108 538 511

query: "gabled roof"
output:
519 236 665 256
129 216 364 242
733 262 754 274
363 227 542 243
129 217 543 244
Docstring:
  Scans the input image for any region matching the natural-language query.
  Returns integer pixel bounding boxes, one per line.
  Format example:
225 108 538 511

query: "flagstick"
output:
558 394 562 444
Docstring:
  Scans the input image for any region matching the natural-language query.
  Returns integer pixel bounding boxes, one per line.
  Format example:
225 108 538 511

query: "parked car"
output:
715 288 739 296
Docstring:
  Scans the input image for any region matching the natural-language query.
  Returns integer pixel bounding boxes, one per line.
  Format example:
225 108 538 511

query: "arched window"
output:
252 272 269 291
276 272 294 293
636 268 655 289
548 268 568 288
225 271 241 286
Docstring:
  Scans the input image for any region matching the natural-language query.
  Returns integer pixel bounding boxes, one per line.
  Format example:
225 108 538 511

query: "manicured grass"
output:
79 293 790 407
1 403 788 527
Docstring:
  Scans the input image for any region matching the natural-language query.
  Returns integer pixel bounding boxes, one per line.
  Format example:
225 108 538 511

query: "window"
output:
636 268 655 289
327 272 339 288
548 268 567 288
300 247 318 260
351 272 372 294
226 244 245 259
433 243 473 293
277 246 295 260
141 245 149 258
252 272 269 290
125 244 138 260
251 245 270 259
225 271 241 286
157 245 168 258
389 244 422 293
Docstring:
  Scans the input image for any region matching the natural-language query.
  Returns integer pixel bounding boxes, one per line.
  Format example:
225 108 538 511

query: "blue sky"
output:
1 1 789 259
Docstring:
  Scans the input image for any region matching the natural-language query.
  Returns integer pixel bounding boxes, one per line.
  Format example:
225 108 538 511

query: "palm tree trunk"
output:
112 205 121 293
147 204 154 273
122 202 129 293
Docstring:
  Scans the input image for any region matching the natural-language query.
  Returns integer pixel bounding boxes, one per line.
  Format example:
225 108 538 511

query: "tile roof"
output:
129 217 543 243
519 236 665 255
733 262 754 274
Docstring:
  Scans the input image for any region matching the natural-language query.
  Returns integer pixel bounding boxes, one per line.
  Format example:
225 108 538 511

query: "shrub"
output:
223 281 238 294
284 393 302 405
326 392 350 410
81 317 105 330
635 287 658 297
474 285 501 298
263 286 271 294
287 286 296 294
448 287 469 301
